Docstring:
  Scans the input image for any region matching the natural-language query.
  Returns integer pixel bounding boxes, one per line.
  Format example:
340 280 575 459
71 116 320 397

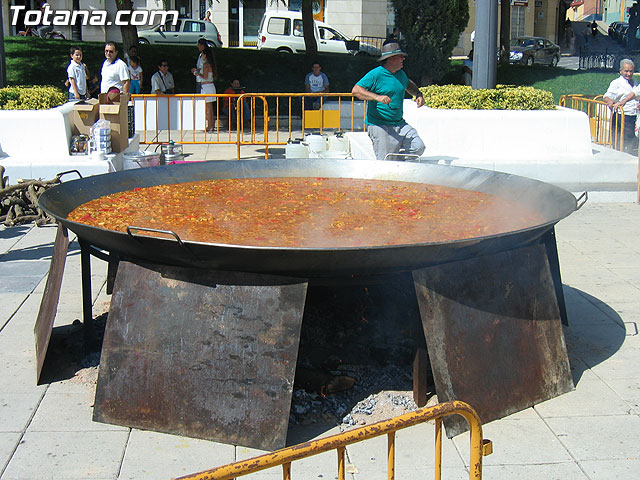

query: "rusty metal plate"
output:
413 243 574 437
34 224 69 384
94 261 308 451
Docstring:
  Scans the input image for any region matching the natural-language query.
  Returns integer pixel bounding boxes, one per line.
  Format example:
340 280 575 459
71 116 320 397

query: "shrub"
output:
419 84 556 110
0 85 66 110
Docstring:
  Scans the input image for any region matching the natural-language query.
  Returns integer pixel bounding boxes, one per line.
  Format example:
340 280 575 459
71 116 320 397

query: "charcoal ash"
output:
289 363 423 427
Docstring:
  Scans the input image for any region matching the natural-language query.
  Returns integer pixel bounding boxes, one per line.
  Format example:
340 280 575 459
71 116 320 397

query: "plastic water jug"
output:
305 134 326 153
328 133 349 154
285 139 309 159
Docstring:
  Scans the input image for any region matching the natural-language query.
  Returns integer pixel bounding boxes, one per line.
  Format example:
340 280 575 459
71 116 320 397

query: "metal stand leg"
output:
94 261 308 451
79 240 94 351
413 347 429 407
413 243 574 437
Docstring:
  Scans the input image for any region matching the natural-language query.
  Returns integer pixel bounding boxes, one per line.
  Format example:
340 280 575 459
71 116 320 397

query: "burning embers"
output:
291 282 427 427
290 364 420 427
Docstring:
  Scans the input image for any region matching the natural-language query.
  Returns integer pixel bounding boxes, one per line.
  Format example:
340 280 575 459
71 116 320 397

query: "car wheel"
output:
550 55 559 67
138 38 150 45
276 47 293 53
526 56 534 66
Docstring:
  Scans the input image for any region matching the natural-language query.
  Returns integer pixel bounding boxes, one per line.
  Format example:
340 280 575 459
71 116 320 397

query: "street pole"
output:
0 0 7 88
472 0 498 89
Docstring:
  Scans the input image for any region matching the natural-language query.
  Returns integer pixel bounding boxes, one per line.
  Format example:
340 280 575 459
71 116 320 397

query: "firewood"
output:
0 173 63 226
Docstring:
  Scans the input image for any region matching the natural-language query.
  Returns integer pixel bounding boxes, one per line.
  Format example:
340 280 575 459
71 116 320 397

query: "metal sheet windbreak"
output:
94 261 308 450
413 243 574 437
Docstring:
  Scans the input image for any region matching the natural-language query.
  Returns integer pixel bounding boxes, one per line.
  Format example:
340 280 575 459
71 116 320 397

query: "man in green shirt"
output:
352 42 425 160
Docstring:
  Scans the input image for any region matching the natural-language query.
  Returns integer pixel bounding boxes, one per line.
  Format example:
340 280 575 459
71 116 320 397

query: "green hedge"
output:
419 84 555 110
0 85 66 110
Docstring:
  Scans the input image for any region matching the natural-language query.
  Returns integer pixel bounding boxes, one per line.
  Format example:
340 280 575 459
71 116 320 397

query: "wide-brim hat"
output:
378 42 407 62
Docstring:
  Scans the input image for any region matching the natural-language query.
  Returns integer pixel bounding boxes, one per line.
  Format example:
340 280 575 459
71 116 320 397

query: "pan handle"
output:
126 226 185 247
575 191 588 210
56 170 83 180
383 153 422 163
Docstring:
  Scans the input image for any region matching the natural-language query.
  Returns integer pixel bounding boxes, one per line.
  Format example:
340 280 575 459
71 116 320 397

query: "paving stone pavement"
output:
0 200 639 480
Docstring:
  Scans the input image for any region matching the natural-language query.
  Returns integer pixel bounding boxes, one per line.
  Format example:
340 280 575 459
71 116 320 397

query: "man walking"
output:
352 41 425 160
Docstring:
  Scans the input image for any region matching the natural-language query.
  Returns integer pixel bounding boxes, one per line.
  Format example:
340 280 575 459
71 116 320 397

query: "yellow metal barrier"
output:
132 93 249 146
235 93 367 159
559 94 626 151
561 94 640 203
132 93 366 159
175 401 492 480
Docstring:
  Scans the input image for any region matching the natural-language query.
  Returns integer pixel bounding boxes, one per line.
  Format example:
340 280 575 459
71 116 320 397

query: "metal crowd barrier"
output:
559 94 626 150
353 35 386 57
175 401 493 480
131 92 367 159
561 94 640 203
578 48 618 70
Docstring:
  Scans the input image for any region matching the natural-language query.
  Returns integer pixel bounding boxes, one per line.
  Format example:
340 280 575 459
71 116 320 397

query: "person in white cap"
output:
351 41 425 160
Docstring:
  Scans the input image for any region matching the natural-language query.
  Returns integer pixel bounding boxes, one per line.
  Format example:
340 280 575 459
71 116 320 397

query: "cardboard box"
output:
71 99 100 136
98 93 130 153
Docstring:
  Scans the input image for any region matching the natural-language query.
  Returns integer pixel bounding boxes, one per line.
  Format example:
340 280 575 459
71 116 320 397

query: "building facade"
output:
2 0 393 46
2 0 565 57
454 0 561 56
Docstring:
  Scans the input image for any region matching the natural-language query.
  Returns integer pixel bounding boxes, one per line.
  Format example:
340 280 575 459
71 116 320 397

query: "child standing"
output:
67 46 87 101
128 55 143 94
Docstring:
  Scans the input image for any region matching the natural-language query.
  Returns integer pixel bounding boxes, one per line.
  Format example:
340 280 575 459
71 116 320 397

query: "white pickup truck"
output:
257 11 359 54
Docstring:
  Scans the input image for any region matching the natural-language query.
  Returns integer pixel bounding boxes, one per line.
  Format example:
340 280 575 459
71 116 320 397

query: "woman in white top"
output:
193 40 205 93
193 39 218 132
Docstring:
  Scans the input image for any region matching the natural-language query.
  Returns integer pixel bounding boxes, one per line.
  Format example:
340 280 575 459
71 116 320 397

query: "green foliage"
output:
5 36 378 97
393 0 469 85
419 84 556 110
4 36 621 105
496 63 614 104
0 85 66 110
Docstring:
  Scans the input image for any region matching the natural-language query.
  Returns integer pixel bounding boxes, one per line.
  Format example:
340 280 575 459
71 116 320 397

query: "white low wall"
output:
403 103 594 162
0 102 139 185
348 101 638 193
133 96 206 131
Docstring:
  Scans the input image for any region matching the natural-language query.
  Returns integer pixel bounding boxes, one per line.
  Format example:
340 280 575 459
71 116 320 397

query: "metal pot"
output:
39 159 580 278
161 141 184 164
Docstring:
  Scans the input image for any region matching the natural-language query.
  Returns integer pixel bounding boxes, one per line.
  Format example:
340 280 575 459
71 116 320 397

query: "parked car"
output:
257 10 356 54
614 22 628 42
138 19 223 48
608 21 622 38
619 24 630 46
509 36 560 66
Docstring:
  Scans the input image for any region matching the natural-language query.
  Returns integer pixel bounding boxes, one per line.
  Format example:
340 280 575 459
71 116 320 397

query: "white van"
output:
257 11 357 54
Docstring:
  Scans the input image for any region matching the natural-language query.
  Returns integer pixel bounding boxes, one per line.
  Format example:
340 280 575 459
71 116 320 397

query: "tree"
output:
392 0 469 85
499 0 510 63
115 0 138 55
301 0 318 56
